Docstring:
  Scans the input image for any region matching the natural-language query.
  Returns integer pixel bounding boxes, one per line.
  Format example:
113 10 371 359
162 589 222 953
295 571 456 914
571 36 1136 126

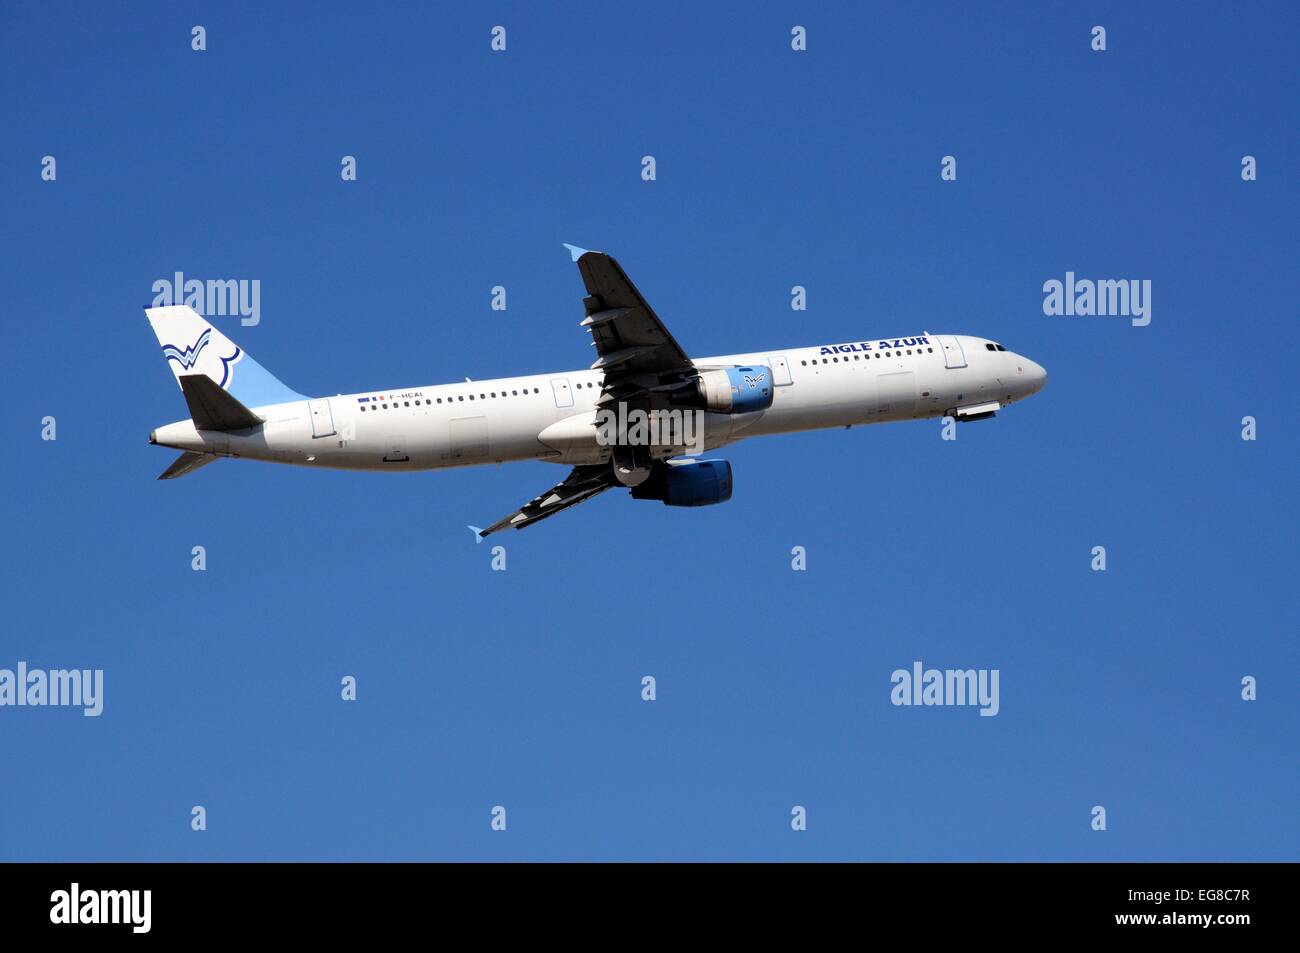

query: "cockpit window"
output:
986 342 1008 352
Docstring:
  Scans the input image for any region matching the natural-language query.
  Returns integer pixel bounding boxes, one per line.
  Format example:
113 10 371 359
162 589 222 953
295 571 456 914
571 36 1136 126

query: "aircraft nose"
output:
1024 358 1047 393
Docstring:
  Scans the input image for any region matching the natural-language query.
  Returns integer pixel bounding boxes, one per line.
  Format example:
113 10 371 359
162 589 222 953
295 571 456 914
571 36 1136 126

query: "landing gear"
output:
611 444 654 487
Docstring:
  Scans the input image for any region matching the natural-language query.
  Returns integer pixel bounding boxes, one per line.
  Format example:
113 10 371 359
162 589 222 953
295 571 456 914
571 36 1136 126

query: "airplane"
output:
147 245 1047 537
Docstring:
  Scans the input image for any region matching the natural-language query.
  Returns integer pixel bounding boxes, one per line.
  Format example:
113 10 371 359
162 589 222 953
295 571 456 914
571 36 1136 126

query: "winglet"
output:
468 525 487 543
563 243 591 262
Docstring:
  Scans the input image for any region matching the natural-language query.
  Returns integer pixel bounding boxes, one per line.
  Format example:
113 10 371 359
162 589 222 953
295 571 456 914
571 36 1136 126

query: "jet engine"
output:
630 459 733 507
687 366 773 414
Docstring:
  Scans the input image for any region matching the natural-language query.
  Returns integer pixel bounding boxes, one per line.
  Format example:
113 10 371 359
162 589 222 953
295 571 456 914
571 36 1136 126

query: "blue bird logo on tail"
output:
162 329 212 370
160 329 242 388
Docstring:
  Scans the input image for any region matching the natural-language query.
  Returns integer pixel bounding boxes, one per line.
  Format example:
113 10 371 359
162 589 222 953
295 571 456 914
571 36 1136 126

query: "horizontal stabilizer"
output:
180 373 263 431
157 451 219 480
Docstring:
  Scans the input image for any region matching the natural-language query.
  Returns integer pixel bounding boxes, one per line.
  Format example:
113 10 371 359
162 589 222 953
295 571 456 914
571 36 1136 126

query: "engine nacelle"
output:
693 366 773 414
630 459 733 508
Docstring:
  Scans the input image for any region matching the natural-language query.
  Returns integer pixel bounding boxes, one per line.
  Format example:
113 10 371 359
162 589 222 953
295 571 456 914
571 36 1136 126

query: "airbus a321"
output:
147 246 1047 536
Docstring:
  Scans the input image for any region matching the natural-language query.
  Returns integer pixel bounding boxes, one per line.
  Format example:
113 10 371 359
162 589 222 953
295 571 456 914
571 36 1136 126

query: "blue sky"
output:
1 1 1295 860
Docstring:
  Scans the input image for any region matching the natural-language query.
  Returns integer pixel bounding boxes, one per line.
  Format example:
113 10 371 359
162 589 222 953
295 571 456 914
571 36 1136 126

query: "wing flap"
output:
580 307 632 328
590 344 661 370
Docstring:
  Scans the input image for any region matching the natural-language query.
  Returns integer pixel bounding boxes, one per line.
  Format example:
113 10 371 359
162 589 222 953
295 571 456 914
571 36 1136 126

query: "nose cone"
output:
1024 358 1047 394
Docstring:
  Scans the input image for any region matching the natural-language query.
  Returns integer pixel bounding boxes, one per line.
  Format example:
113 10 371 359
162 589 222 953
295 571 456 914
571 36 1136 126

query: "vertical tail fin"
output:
145 305 305 408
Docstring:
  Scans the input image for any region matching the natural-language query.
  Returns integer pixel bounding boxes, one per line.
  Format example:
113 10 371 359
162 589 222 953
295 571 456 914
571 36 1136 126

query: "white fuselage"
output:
151 334 1047 471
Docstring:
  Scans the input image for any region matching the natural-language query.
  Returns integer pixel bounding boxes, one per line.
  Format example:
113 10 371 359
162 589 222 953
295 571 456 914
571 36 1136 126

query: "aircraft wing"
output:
476 248 697 538
570 247 695 388
477 464 619 537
